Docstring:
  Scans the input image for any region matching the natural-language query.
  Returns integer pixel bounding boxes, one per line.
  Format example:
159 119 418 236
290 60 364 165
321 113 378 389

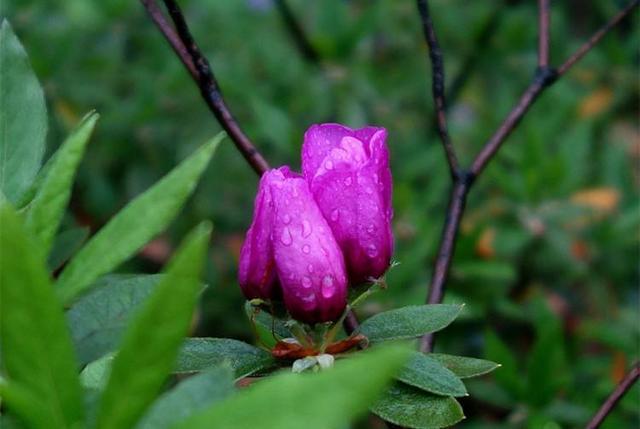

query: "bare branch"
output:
416 0 460 179
585 362 640 429
273 0 321 66
537 0 551 67
141 0 270 175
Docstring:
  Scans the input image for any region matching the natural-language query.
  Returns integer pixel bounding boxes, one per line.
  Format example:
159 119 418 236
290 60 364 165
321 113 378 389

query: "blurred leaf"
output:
397 352 467 397
56 134 223 304
578 87 613 118
0 21 47 203
359 304 462 342
80 353 115 391
0 382 52 429
48 226 90 271
175 338 274 378
484 330 524 399
173 345 411 429
24 112 98 255
429 354 500 379
67 274 162 365
137 366 235 429
94 222 211 429
371 384 465 429
0 204 84 428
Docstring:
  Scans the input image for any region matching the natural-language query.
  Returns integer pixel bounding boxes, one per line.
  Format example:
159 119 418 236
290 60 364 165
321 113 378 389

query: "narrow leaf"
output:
137 366 235 429
173 345 411 429
24 112 98 254
0 20 47 202
67 274 163 365
397 352 467 397
0 204 84 428
175 338 274 379
56 134 223 304
429 354 500 379
47 226 90 271
371 384 465 429
484 330 524 398
94 222 212 429
359 304 462 342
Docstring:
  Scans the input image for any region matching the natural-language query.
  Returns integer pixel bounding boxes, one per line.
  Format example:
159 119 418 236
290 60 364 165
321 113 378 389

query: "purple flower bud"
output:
302 124 393 284
239 167 348 324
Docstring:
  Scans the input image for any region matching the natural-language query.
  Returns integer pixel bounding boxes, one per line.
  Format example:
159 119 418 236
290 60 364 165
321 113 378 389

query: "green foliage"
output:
0 21 46 203
397 352 467 397
359 304 462 341
175 338 274 378
55 134 224 304
429 354 500 379
173 345 411 429
94 222 212 429
23 112 98 254
0 205 84 429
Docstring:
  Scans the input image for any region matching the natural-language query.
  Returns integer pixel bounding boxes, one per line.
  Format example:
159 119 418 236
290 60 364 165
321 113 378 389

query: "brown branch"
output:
585 362 640 429
419 1 638 352
273 0 321 66
140 0 270 175
537 0 551 67
416 0 460 179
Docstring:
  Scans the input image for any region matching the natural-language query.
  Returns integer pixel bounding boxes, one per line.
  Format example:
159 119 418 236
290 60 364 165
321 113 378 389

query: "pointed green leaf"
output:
0 204 84 428
0 20 47 203
175 338 274 379
24 112 98 254
173 345 411 429
67 274 163 365
94 222 211 429
56 133 224 304
137 366 235 429
371 384 465 429
429 354 500 379
359 304 463 342
80 353 115 391
397 352 467 397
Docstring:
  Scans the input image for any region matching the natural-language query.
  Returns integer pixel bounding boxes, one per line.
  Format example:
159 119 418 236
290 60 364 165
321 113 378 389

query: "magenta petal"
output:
270 175 348 323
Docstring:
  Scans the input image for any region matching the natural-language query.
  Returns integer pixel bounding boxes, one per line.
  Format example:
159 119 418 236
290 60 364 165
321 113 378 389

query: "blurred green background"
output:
3 0 639 427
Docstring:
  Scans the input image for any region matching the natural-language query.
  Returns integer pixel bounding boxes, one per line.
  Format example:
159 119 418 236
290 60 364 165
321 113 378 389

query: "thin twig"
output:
585 362 640 429
141 0 270 175
273 0 321 65
416 0 460 179
419 1 639 352
537 0 551 68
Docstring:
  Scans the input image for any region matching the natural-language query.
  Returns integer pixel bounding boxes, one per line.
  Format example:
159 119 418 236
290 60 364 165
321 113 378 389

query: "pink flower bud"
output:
302 124 393 284
239 167 348 324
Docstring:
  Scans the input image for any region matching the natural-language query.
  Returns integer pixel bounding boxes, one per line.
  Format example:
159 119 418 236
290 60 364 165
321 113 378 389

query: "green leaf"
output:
0 204 84 428
94 222 212 429
484 330 524 398
359 305 463 342
371 384 465 429
80 353 115 391
55 133 223 304
137 366 235 429
67 274 163 365
23 112 98 254
429 354 500 379
175 338 274 379
0 20 47 203
47 226 90 271
173 345 411 429
0 382 52 429
397 352 467 397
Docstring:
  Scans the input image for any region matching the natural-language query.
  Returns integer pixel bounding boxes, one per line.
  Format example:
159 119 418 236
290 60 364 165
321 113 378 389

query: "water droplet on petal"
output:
280 227 293 246
307 264 314 273
366 244 378 257
302 294 317 310
367 224 376 234
302 244 311 254
374 173 379 183
282 214 291 224
365 187 373 194
324 160 334 170
330 209 340 222
301 220 312 238
302 276 312 288
344 176 352 186
321 275 336 298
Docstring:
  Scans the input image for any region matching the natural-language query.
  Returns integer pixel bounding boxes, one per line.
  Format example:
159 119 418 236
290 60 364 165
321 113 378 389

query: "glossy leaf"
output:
0 21 47 203
175 338 274 379
24 112 98 254
55 134 223 304
397 352 467 397
173 345 411 429
94 222 211 429
429 354 500 379
67 274 162 365
359 304 462 342
371 384 465 429
0 204 84 428
137 366 235 429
